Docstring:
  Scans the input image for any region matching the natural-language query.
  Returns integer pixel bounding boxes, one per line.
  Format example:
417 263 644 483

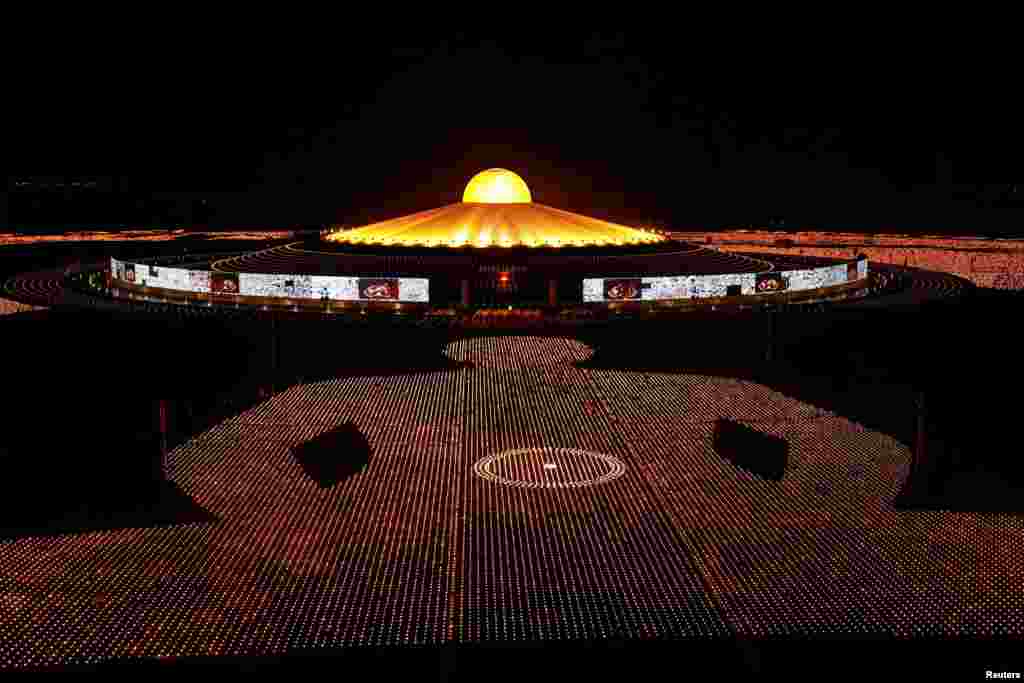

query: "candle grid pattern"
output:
2 336 1024 668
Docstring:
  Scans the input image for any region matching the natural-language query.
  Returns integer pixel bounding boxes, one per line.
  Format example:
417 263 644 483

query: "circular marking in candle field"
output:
473 447 627 489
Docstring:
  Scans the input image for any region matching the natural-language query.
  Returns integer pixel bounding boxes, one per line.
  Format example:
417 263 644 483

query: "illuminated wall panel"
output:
583 262 860 302
310 275 359 301
164 268 192 291
239 273 314 299
784 264 847 291
643 276 690 300
210 272 241 295
827 263 849 285
582 279 604 302
109 262 433 304
397 278 429 303
139 266 190 291
188 270 211 293
687 273 756 298
112 256 861 306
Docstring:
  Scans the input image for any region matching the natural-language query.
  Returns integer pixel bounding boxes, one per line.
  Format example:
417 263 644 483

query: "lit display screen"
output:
756 272 787 293
310 275 358 301
686 273 754 298
188 270 211 293
143 267 190 291
109 262 432 304
238 273 313 298
397 278 429 303
784 264 847 291
829 263 849 285
582 279 605 302
210 272 240 295
778 265 833 291
122 262 192 291
311 276 429 302
603 279 643 301
583 263 858 302
358 278 400 301
642 276 691 300
583 274 755 302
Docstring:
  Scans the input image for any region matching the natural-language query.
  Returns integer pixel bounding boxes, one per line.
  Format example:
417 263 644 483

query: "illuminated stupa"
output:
326 168 664 248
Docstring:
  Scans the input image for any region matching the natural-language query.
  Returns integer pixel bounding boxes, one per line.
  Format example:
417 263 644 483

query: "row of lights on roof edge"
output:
325 237 663 248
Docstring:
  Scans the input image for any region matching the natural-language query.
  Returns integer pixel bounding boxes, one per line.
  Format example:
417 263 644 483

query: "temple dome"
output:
462 168 532 204
325 168 664 248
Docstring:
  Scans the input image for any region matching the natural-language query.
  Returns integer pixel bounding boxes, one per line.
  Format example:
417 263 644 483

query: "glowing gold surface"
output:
326 203 663 248
462 168 532 204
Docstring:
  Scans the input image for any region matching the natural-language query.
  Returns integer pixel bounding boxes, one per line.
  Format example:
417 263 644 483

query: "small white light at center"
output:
543 463 557 470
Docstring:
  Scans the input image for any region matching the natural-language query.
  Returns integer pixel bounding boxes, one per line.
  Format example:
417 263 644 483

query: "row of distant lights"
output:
330 236 661 248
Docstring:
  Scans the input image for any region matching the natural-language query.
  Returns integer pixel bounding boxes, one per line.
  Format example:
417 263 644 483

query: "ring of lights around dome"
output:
462 168 532 204
325 168 665 249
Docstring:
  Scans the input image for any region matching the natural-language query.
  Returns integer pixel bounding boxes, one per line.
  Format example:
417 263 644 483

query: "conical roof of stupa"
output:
327 202 663 248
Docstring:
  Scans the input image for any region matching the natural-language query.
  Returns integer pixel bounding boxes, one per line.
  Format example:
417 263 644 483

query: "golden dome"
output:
462 168 532 204
325 168 665 248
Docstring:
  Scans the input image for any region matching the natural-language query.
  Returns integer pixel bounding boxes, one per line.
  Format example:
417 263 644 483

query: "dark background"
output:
7 28 1023 233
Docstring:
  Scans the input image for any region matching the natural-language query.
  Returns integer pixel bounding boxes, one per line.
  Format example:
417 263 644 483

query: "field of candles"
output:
2 335 1023 668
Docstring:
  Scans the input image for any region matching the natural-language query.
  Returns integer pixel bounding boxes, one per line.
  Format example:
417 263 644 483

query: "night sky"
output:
10 31 1022 233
